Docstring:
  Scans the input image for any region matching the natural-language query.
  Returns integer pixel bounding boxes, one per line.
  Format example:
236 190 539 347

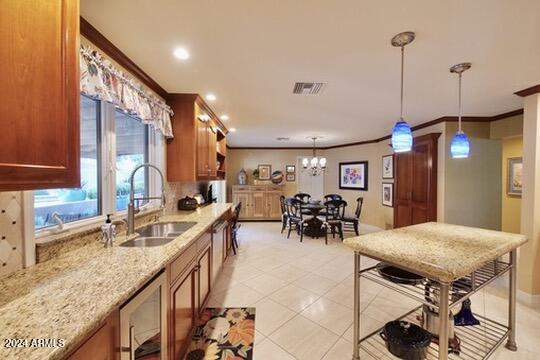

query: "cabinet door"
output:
251 191 266 218
0 0 80 190
69 311 119 360
233 192 251 219
266 192 283 219
196 119 209 179
197 245 212 313
208 124 218 177
170 266 196 360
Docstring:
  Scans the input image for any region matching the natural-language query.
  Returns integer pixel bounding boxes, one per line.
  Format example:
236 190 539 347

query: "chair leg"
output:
339 224 344 241
287 224 293 239
354 221 359 236
281 217 287 233
231 232 237 255
300 223 304 243
324 225 328 245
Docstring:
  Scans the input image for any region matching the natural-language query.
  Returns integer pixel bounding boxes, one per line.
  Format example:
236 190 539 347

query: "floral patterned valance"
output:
80 46 174 138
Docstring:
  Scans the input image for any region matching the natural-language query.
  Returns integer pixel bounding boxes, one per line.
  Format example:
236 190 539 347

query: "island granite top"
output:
343 222 527 283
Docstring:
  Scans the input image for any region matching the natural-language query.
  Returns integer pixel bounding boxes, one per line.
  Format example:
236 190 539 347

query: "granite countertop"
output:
0 203 233 360
343 222 527 283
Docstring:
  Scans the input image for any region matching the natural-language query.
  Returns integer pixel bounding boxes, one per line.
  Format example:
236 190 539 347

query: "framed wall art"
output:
286 173 296 182
382 183 394 207
286 165 296 173
382 154 394 179
339 161 368 190
507 157 522 197
258 164 272 180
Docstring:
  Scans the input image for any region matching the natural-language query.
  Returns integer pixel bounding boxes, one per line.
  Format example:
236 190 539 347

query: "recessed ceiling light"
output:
173 47 190 60
221 114 230 121
229 128 237 132
205 94 216 102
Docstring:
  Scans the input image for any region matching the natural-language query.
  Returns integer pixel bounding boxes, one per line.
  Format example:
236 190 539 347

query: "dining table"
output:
301 201 327 238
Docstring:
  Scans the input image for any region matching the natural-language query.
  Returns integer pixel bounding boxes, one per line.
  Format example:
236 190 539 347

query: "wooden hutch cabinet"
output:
232 185 284 220
166 94 227 182
0 0 80 190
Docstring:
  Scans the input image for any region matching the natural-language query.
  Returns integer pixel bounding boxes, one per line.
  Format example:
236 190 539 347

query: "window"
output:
34 96 101 229
115 110 149 211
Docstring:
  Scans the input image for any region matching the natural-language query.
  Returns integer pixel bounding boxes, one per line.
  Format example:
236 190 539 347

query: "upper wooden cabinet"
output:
0 0 80 190
167 94 227 182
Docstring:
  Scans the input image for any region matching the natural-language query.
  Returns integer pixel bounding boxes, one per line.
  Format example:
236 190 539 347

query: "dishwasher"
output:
120 272 167 360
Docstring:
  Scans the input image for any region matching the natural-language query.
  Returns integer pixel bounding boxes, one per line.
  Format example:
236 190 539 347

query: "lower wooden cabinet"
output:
68 310 119 360
232 185 284 220
196 235 212 314
170 264 196 360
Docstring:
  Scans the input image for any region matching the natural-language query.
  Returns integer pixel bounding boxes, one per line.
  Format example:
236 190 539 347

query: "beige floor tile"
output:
311 262 352 283
323 279 380 310
342 314 385 342
222 263 264 283
253 298 296 336
269 264 310 283
207 283 265 308
301 297 353 336
254 330 266 347
242 273 290 296
254 338 296 360
269 284 321 312
321 338 376 360
269 315 339 360
293 273 338 295
212 273 238 294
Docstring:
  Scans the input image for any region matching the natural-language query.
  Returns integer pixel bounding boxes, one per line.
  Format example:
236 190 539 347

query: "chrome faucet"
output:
126 164 166 235
51 212 65 232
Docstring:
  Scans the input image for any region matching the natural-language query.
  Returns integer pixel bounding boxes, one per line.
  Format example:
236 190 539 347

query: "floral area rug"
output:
186 308 256 360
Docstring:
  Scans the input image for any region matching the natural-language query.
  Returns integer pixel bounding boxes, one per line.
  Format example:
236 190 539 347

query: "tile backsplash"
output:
0 192 24 278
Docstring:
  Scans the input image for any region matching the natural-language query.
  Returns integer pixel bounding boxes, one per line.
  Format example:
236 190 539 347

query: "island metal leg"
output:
438 282 450 360
505 249 518 351
352 252 361 360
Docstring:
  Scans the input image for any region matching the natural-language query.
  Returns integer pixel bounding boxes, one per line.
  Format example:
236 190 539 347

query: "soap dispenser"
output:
101 214 116 247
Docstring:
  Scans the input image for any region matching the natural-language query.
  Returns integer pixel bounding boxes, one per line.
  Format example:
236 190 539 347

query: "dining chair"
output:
323 194 343 201
230 202 242 254
323 199 347 241
294 193 311 203
279 195 289 233
285 197 307 242
342 197 363 235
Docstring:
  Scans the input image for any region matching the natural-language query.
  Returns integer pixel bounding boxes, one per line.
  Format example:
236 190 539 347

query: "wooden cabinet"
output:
167 94 227 182
0 0 80 190
68 310 119 360
170 265 196 360
232 185 285 220
394 133 440 228
197 243 212 313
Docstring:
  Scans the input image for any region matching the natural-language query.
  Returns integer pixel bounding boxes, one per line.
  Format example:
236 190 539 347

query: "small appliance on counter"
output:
177 196 199 211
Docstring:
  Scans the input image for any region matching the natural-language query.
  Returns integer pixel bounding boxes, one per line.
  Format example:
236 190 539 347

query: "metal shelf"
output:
360 307 510 360
360 260 511 311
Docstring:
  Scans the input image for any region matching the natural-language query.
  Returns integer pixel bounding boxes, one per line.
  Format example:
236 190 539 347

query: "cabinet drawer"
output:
197 232 212 254
233 186 250 192
169 242 197 284
266 185 283 191
251 186 266 191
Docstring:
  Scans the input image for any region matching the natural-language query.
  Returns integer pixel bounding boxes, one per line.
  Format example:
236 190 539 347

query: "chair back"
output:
354 197 364 219
279 195 287 215
324 199 347 221
231 202 242 229
294 193 311 203
285 197 304 219
324 194 343 202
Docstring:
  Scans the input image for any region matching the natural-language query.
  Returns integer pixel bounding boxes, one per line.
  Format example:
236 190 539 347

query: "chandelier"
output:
302 137 327 176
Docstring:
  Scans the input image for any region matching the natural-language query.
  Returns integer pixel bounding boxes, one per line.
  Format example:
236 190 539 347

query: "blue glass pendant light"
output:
391 32 415 153
450 62 472 158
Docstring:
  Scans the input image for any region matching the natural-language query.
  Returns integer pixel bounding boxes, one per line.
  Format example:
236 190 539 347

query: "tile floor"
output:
207 222 540 360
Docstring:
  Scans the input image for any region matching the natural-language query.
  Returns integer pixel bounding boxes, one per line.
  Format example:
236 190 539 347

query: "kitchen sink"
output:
119 222 197 247
120 237 175 247
135 221 197 238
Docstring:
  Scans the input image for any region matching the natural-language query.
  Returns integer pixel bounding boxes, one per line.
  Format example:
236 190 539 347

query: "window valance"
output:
80 45 174 138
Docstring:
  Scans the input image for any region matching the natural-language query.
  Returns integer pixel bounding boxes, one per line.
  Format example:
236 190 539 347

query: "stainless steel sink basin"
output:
135 221 197 238
119 222 197 247
120 237 174 247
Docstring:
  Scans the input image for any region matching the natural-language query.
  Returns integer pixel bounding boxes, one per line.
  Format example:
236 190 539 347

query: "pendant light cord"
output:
458 72 463 132
400 46 405 121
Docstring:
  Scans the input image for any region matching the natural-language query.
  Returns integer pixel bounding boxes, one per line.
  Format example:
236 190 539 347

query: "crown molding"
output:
515 84 540 97
227 111 522 150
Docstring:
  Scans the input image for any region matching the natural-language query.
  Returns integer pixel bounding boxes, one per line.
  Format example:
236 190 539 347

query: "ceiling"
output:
81 0 540 147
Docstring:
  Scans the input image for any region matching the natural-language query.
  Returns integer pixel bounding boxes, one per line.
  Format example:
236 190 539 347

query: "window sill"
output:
35 206 163 245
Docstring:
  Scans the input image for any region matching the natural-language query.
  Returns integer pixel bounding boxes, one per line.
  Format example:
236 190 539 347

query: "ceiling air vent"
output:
276 137 290 141
293 82 325 95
